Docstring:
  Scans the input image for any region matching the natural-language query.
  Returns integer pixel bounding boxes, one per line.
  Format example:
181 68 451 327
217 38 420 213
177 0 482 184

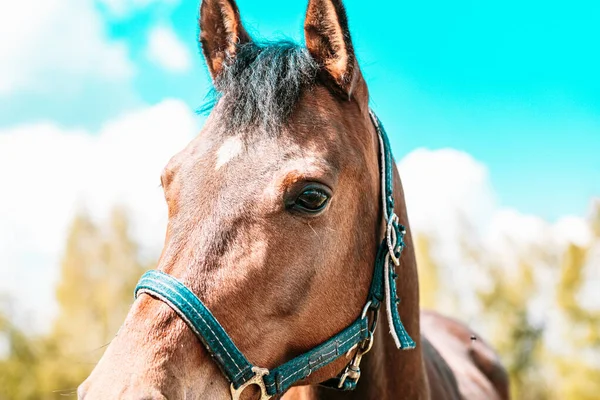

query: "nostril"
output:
76 382 167 400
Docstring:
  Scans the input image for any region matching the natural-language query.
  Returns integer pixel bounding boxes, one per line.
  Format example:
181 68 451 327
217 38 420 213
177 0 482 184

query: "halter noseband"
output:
134 110 415 399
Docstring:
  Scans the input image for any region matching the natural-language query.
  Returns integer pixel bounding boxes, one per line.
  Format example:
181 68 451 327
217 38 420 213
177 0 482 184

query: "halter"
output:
134 110 415 399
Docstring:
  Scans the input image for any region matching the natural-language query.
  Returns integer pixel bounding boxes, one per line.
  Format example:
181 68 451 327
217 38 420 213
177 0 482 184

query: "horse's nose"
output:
77 381 167 400
137 394 168 400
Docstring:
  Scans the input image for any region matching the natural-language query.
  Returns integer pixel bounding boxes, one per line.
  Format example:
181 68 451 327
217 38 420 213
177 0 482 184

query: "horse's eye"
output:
295 187 330 212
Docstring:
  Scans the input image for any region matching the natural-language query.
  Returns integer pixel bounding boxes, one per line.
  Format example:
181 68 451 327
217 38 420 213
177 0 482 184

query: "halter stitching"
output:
138 278 246 376
264 325 366 389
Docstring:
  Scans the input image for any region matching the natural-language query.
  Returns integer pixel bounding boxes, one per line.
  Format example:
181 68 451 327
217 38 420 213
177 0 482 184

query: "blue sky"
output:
1 0 599 221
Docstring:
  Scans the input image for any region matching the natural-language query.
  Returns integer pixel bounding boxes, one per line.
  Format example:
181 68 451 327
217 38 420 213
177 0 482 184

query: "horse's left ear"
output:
199 0 251 80
304 0 365 101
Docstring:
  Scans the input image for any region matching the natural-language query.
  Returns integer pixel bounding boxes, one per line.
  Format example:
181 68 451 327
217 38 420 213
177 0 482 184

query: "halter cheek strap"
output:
135 272 256 389
134 110 414 399
370 110 416 351
136 270 371 396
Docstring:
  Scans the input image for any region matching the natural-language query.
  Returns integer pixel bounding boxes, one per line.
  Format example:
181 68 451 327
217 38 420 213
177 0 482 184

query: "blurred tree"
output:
43 207 147 396
477 260 548 400
554 237 600 399
415 233 439 309
590 200 600 239
1 198 599 399
552 357 600 400
52 207 145 347
0 207 149 399
0 310 41 400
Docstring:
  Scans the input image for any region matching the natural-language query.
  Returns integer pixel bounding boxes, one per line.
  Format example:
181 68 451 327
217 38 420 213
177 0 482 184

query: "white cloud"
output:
398 148 598 347
399 148 593 262
146 25 192 73
98 0 180 18
552 216 593 248
399 148 496 245
398 149 498 316
0 100 198 331
0 0 132 95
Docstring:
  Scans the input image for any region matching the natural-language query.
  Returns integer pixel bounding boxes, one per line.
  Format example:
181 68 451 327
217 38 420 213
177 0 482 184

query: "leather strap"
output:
368 110 416 350
264 318 369 395
135 271 371 394
135 271 255 389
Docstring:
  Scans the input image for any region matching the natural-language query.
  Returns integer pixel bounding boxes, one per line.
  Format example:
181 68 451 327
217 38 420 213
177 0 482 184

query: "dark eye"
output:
294 187 330 213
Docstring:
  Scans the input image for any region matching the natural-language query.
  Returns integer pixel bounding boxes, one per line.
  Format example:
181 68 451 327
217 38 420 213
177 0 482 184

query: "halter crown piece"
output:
134 110 415 399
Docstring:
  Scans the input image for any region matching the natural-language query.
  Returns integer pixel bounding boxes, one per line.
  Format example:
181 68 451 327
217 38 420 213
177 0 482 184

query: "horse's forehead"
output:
172 124 335 175
165 129 335 214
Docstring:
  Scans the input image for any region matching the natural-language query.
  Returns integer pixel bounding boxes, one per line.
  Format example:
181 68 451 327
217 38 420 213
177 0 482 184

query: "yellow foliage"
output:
0 207 148 399
2 200 600 399
416 199 600 399
415 233 439 309
476 262 547 400
553 356 600 400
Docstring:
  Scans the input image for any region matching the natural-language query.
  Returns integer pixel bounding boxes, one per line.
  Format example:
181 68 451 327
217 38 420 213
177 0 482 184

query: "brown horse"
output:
79 0 509 399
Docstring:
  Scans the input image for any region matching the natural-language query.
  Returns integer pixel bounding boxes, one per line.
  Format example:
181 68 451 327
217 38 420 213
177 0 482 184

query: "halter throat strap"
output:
134 110 414 398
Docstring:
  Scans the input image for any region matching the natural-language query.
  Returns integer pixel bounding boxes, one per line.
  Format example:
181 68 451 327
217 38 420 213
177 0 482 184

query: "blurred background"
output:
0 0 599 398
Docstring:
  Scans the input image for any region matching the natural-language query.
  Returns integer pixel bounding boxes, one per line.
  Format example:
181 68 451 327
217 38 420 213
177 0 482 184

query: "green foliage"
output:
0 313 42 400
415 234 439 309
552 357 600 400
552 239 600 399
469 256 549 400
416 199 600 400
2 200 599 399
0 207 148 400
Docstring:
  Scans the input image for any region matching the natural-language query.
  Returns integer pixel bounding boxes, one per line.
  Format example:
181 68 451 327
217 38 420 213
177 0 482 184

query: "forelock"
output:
204 41 319 134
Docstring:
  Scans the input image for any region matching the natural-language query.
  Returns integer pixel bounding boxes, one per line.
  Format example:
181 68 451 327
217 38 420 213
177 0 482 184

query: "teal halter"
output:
134 110 415 399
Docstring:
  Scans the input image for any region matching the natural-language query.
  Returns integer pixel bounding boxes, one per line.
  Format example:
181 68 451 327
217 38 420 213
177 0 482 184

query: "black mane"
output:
203 41 319 133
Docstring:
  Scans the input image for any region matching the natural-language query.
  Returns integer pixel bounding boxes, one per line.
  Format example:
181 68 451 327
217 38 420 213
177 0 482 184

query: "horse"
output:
78 0 509 399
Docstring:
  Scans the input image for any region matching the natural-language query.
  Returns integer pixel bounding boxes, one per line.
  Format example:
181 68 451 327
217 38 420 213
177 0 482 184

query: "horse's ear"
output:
199 0 251 80
304 0 363 100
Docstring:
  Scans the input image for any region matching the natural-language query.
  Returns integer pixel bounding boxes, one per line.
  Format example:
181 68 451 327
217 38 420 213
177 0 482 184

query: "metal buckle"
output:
337 332 374 388
230 367 271 400
338 303 379 389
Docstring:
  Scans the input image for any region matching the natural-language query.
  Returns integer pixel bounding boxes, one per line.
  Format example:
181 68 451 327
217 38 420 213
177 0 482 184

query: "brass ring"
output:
230 367 271 400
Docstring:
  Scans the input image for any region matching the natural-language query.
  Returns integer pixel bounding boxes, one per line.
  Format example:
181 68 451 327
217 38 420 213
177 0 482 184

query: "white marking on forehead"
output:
215 137 243 170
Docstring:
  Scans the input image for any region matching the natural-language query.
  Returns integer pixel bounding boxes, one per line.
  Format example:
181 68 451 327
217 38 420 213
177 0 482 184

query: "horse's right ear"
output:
199 0 251 80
